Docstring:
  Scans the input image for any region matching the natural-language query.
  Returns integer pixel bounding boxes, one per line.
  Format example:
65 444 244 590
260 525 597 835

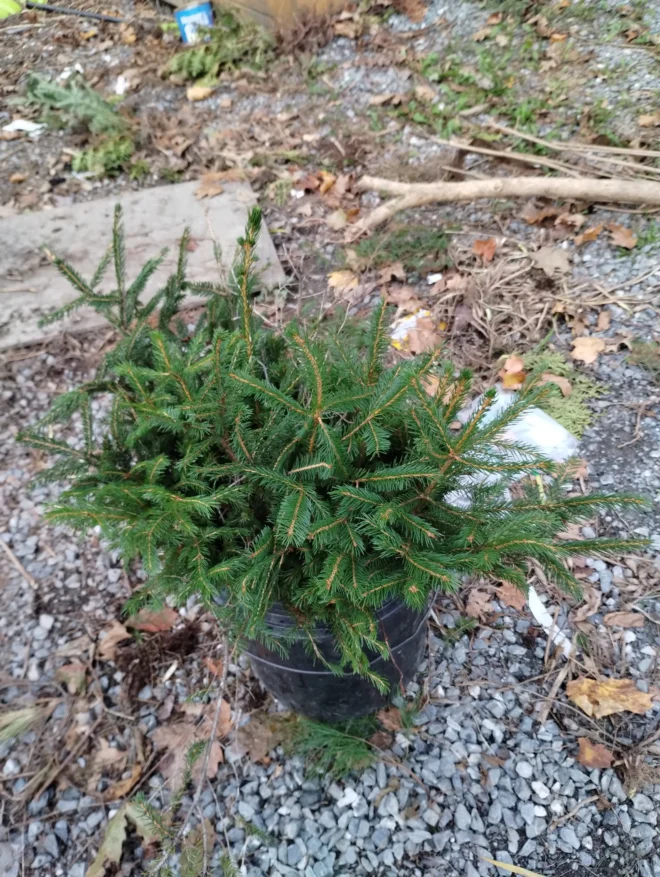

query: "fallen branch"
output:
354 175 660 234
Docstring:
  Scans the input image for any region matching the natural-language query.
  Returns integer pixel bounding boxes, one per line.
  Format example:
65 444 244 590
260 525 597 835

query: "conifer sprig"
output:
22 206 648 684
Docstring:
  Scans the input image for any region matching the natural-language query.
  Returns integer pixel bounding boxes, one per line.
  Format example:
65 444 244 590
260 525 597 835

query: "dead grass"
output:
429 244 558 373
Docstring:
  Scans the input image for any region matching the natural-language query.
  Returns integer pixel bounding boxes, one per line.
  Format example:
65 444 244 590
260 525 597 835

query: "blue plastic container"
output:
175 2 214 44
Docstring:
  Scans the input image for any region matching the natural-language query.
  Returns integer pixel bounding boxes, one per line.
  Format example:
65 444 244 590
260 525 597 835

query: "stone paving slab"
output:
0 182 285 350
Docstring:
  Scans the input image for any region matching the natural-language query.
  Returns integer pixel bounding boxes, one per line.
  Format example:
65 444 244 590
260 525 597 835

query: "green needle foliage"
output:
24 74 129 136
21 206 647 691
287 716 378 778
167 8 273 82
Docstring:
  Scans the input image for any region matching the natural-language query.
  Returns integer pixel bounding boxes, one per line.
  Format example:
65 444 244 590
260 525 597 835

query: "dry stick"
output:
483 121 660 178
353 176 660 234
0 538 38 590
431 135 584 177
548 794 600 832
537 663 570 728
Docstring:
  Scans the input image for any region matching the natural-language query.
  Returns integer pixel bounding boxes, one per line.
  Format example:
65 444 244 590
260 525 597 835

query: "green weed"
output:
523 350 603 437
72 137 134 177
352 224 449 273
635 220 660 249
629 340 660 380
161 167 184 183
287 716 378 778
442 616 477 644
128 159 151 181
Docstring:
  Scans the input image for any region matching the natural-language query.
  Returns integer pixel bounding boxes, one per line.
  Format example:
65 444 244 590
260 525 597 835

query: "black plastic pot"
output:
245 598 429 721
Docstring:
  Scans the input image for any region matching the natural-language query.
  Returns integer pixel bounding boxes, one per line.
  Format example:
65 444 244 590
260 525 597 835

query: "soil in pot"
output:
245 598 429 721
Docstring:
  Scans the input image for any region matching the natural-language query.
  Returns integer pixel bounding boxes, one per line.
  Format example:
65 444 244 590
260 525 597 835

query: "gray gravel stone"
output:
559 826 580 850
487 800 502 825
455 803 471 831
515 761 534 779
372 828 390 850
287 844 303 867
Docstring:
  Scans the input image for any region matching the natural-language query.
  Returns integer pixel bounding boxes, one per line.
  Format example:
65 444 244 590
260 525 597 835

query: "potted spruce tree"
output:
22 206 645 721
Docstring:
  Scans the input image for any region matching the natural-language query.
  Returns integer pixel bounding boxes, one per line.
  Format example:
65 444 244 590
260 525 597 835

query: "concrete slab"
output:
0 182 285 351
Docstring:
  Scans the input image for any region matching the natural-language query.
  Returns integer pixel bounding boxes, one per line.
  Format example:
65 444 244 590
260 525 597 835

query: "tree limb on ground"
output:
353 175 660 234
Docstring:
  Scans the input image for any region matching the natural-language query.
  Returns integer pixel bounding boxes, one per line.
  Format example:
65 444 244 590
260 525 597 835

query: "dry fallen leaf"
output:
87 802 159 877
55 663 87 694
369 93 398 106
152 700 231 788
472 26 492 41
326 209 347 230
234 710 288 764
319 170 336 195
574 224 604 246
556 212 586 230
539 372 572 397
521 202 561 225
103 764 143 802
394 0 427 22
480 856 550 877
56 633 93 658
498 354 526 389
487 11 502 24
567 676 653 718
466 588 493 620
204 656 224 676
639 112 660 127
328 269 359 292
573 585 601 623
377 706 403 731
532 246 571 277
607 222 637 250
87 807 128 877
127 607 178 633
497 582 527 611
91 739 128 772
387 286 426 313
473 237 497 262
577 737 614 769
570 336 606 365
596 310 611 332
195 172 225 200
186 85 214 102
406 315 441 355
414 83 437 102
9 172 27 184
603 611 645 628
379 262 406 284
97 621 131 661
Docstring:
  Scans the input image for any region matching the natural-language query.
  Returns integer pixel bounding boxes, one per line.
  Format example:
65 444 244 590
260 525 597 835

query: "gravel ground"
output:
2 0 660 874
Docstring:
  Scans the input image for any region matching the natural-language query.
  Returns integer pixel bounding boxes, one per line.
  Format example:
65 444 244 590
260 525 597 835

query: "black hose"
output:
24 1 125 22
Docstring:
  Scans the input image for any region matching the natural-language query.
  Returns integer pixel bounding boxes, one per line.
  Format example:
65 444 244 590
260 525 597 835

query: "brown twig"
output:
548 794 600 832
537 664 570 727
0 538 38 590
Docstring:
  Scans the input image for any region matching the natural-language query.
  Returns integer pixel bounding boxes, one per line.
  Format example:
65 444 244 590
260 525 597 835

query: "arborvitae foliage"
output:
22 206 647 690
